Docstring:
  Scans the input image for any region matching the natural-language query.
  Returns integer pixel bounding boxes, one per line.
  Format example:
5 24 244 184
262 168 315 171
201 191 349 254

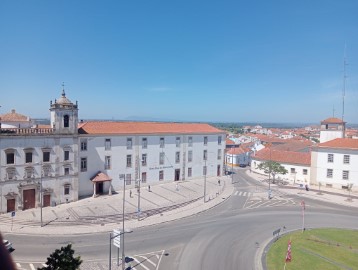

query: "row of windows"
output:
5 165 72 180
84 149 223 171
5 149 70 165
81 136 223 151
327 154 350 164
326 169 350 180
290 168 308 175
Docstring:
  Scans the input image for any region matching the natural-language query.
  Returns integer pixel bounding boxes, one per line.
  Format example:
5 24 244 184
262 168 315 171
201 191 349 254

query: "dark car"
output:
239 164 247 168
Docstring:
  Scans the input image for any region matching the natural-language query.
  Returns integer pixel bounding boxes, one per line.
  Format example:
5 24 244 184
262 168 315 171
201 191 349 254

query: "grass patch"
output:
266 228 358 270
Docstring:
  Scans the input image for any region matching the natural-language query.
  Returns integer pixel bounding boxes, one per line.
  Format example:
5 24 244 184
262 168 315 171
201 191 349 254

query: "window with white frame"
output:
188 167 192 177
142 154 147 166
105 156 111 169
290 168 296 174
327 154 334 163
64 150 70 161
142 138 147 149
141 172 147 183
188 150 193 162
80 139 87 151
343 155 350 164
159 152 165 165
176 137 180 147
127 138 132 149
81 157 87 172
160 137 165 148
188 136 193 147
64 184 70 195
342 170 349 180
105 138 111 150
175 152 180 163
303 169 308 175
159 170 164 181
218 136 222 145
204 136 208 145
43 151 50 162
64 167 70 175
327 168 333 178
125 174 131 185
6 150 15 165
25 152 33 163
218 149 222 160
126 155 132 167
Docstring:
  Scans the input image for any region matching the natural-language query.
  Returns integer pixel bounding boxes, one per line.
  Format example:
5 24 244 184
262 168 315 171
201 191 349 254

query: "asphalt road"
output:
8 168 358 270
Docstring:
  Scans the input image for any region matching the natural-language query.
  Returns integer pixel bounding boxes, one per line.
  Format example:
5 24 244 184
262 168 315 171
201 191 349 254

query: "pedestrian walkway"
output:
246 170 358 208
0 175 234 235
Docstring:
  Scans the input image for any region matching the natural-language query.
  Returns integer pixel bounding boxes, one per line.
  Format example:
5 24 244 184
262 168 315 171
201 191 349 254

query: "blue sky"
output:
1 0 357 124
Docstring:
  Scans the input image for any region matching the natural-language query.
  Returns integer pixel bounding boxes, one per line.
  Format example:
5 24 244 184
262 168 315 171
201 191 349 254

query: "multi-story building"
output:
0 91 225 213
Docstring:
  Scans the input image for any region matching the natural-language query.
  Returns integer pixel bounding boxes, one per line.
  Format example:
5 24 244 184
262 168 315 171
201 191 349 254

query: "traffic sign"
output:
113 229 121 248
11 211 15 217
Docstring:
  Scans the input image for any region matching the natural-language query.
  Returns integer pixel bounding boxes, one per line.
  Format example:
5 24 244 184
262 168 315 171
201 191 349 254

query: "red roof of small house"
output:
315 138 358 150
90 172 112 182
252 148 311 166
321 117 345 124
227 147 250 155
78 121 224 135
0 109 30 122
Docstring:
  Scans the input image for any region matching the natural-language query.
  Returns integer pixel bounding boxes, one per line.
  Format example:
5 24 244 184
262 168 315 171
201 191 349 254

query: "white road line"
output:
16 263 21 268
138 255 156 266
234 191 238 196
243 192 247 196
133 257 150 270
238 191 243 196
156 254 159 259
30 263 36 270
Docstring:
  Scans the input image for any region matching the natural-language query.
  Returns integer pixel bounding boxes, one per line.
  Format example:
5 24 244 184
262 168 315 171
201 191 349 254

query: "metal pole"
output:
138 158 141 221
40 167 43 227
109 232 112 270
204 159 207 203
122 176 125 270
231 154 234 184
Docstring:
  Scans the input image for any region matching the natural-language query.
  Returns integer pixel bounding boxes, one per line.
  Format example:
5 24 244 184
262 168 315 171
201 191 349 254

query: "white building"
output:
310 138 358 191
0 91 225 213
319 117 345 143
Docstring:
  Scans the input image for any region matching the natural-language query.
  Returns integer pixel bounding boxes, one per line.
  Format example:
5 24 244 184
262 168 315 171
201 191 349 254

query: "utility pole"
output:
137 157 141 221
231 153 234 184
204 159 207 203
122 175 126 270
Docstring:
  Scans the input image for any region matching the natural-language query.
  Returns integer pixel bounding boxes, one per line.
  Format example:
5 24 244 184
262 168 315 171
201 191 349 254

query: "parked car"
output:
3 239 12 251
239 164 247 168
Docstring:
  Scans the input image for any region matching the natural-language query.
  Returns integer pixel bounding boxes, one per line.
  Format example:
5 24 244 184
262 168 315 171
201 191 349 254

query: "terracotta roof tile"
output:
315 138 358 150
321 117 345 124
78 121 224 135
90 172 112 182
0 109 29 122
252 148 311 165
227 147 250 155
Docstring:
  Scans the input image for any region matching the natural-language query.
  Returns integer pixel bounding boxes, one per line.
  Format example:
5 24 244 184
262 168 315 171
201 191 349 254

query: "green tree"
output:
257 160 288 183
38 243 82 270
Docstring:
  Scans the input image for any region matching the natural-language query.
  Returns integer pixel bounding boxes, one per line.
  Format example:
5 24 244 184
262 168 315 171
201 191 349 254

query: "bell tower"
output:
319 117 345 143
50 86 79 135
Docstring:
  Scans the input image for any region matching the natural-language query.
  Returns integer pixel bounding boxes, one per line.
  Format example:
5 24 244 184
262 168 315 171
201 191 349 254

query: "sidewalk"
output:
0 175 234 235
246 170 358 208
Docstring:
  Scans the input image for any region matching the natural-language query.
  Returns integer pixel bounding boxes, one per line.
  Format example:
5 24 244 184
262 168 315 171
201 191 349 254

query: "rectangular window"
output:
175 152 180 163
64 167 70 175
159 152 165 165
160 137 165 148
218 136 222 145
80 140 87 151
218 149 222 160
7 153 15 164
343 170 349 180
204 136 208 145
188 150 193 162
105 156 111 169
25 152 33 163
81 157 87 172
64 150 70 161
327 168 333 178
105 138 111 150
188 167 192 177
203 166 207 175
327 154 334 163
142 154 147 166
159 170 164 181
127 138 132 149
142 138 148 149
188 136 193 147
176 137 181 147
125 174 131 185
141 172 147 183
343 155 350 164
64 185 70 195
43 151 50 162
203 150 207 161
303 169 308 175
126 155 132 167
290 168 296 173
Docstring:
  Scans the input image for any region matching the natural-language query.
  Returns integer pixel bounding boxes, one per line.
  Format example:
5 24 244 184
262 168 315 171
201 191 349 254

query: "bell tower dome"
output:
50 86 79 135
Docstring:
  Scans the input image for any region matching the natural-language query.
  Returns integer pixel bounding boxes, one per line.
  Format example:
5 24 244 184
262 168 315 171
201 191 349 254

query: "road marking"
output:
133 257 150 270
16 263 21 268
234 191 238 195
30 264 36 270
138 255 156 267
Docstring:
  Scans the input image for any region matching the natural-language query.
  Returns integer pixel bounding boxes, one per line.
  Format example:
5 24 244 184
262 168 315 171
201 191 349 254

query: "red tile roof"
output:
227 147 250 155
226 139 235 145
252 148 311 166
0 109 29 122
315 138 358 150
78 121 224 135
321 117 345 124
90 172 112 182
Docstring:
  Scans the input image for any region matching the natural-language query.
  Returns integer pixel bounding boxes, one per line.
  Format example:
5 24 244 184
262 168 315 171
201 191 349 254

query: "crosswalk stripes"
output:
233 191 252 197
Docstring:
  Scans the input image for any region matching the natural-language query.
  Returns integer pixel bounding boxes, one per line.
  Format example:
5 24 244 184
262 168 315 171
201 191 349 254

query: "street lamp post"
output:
40 170 43 227
204 159 207 203
121 174 126 270
231 153 234 184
